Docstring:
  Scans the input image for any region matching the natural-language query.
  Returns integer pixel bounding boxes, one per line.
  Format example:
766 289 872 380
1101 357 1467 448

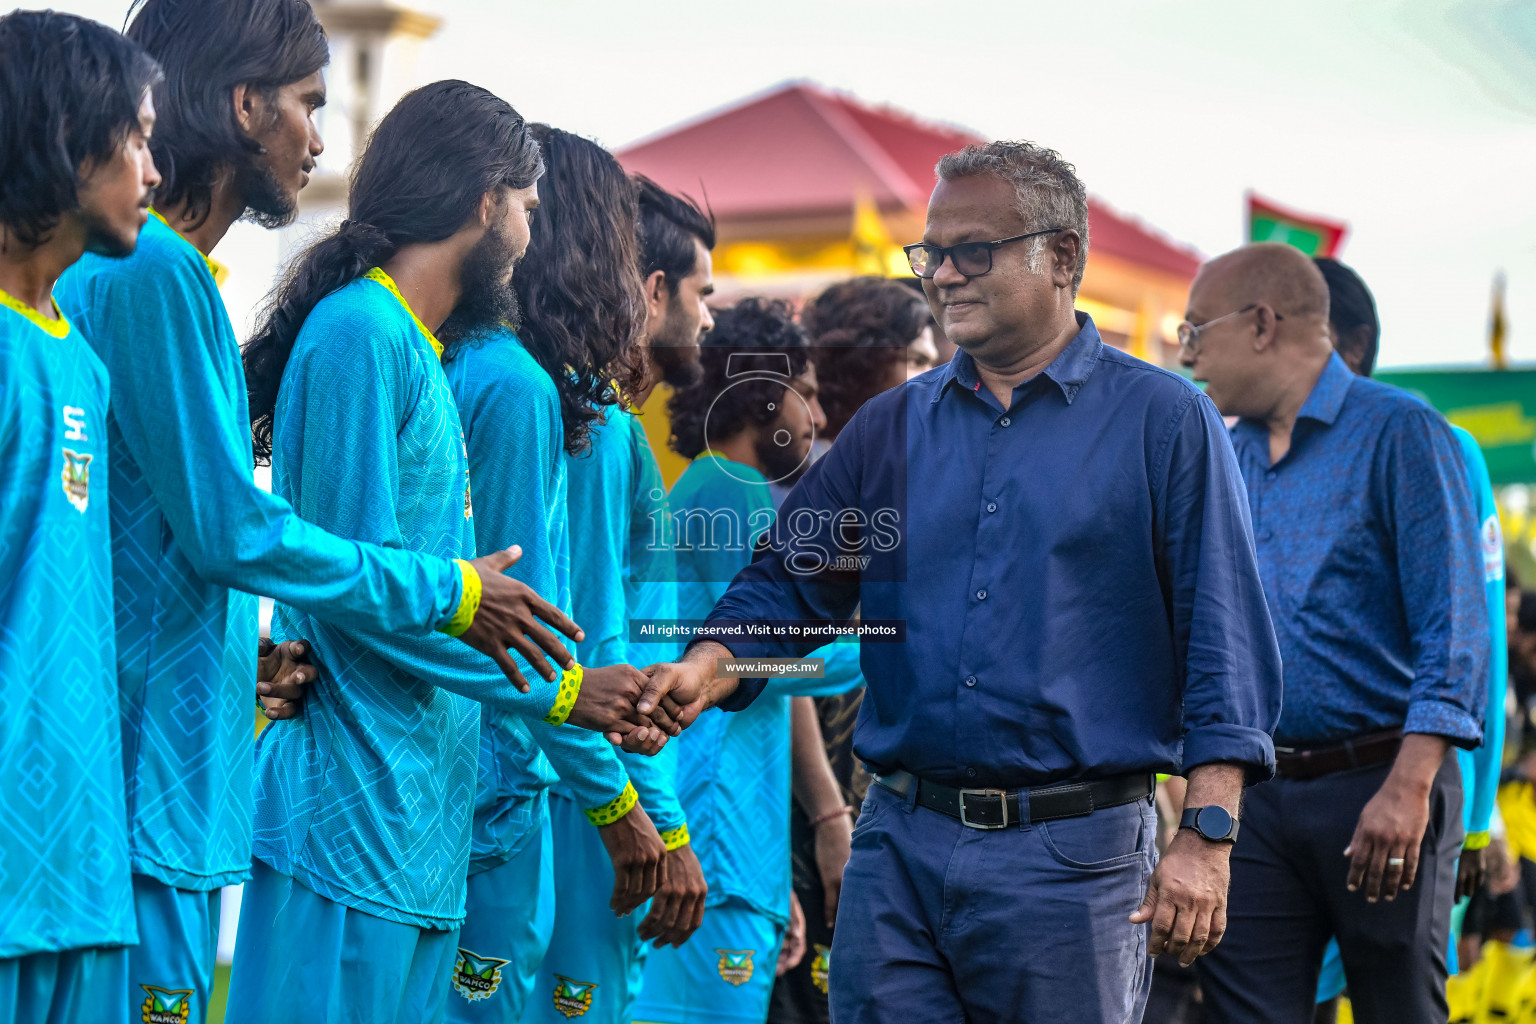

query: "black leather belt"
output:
873 770 1153 830
1273 728 1403 781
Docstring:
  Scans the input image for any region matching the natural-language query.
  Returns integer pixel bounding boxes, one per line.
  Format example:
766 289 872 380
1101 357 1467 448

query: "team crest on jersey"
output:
716 949 756 986
551 975 597 1018
451 948 510 1001
139 985 192 1024
1483 514 1505 583
60 447 92 512
811 944 831 994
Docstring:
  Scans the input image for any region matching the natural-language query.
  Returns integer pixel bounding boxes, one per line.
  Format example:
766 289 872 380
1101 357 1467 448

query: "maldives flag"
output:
1247 193 1347 257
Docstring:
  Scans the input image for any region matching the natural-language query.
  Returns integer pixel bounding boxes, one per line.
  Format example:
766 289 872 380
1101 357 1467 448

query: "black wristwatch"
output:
1179 805 1238 843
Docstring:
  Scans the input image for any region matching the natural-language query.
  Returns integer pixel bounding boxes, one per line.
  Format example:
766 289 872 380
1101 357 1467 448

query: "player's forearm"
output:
527 713 631 811
791 696 844 819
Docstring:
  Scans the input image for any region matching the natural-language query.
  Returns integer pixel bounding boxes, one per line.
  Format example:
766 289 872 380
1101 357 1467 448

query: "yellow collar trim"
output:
696 449 730 462
148 208 230 287
363 267 443 360
0 287 70 338
609 377 639 414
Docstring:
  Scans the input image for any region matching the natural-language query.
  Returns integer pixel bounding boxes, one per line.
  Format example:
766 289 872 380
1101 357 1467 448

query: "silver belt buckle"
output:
958 788 1009 830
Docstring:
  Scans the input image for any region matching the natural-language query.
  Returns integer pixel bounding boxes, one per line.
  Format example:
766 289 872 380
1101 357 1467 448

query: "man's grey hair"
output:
936 141 1090 293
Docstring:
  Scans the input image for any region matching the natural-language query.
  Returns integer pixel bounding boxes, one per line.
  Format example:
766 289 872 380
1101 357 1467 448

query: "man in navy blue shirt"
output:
636 141 1283 1024
1183 243 1487 1023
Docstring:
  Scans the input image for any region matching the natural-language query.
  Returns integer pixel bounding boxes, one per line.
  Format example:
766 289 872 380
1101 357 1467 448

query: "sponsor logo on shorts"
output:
451 948 510 1001
811 944 830 994
139 985 192 1024
716 949 755 986
552 975 597 1018
61 447 91 512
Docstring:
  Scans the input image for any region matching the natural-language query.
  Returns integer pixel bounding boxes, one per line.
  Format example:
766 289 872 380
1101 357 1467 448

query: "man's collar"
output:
1295 350 1353 427
933 311 1104 406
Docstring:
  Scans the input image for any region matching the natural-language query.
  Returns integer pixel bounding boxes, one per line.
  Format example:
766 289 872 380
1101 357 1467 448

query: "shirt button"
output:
966 768 978 778
999 416 1011 427
1265 470 1277 480
965 675 977 687
976 589 988 601
986 502 998 514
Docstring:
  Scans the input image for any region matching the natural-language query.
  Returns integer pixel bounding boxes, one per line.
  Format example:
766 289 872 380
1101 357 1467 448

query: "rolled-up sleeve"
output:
1155 393 1283 781
1389 409 1487 748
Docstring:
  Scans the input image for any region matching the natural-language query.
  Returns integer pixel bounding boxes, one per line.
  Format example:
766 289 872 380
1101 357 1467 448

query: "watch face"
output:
1197 805 1234 841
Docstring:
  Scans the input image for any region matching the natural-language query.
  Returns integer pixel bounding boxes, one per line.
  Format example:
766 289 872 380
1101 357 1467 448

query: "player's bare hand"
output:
597 802 667 916
256 638 317 721
606 721 669 756
638 655 725 736
638 841 708 948
1131 830 1230 967
1457 846 1487 901
459 546 583 691
776 891 807 977
814 809 853 928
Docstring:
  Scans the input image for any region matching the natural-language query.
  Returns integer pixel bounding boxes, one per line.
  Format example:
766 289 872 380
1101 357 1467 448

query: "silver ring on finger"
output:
1387 857 1406 866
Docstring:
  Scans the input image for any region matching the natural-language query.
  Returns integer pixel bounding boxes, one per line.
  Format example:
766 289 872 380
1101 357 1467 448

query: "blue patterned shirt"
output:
0 295 134 957
1230 352 1487 748
55 216 468 891
252 275 571 928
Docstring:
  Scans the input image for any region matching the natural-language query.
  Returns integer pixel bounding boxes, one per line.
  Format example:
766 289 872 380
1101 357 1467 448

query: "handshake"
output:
254 540 749 758
562 642 746 756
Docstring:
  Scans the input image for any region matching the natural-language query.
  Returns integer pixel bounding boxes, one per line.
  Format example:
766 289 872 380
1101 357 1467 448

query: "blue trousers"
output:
129 874 220 1024
525 794 649 1024
446 823 555 1024
0 946 128 1024
225 859 460 1024
829 782 1156 1024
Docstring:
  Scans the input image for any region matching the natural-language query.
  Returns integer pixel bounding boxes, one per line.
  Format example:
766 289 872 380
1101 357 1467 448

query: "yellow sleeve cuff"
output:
660 824 691 851
585 781 638 827
542 663 583 726
439 559 481 637
1465 830 1492 851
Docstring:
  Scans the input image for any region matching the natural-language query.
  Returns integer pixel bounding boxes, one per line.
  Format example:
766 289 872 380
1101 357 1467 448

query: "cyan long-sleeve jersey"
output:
0 296 134 957
445 328 630 873
563 405 687 835
54 215 470 891
1453 426 1505 841
251 274 574 929
669 454 860 923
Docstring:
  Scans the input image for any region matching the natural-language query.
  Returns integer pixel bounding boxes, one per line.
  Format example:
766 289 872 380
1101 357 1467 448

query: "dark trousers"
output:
830 782 1157 1024
1197 755 1463 1024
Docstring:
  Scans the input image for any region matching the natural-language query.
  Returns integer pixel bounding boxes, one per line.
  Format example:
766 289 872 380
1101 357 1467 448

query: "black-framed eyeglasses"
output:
903 228 1065 279
1176 303 1284 353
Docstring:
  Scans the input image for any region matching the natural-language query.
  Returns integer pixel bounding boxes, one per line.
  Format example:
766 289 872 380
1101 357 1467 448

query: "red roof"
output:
617 81 1199 280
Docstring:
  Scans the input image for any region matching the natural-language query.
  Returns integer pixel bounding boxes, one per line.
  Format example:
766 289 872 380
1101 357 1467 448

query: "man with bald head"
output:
1182 243 1487 1022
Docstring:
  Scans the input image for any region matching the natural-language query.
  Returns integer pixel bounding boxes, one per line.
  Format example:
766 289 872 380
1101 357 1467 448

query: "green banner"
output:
1249 213 1329 256
1377 368 1536 485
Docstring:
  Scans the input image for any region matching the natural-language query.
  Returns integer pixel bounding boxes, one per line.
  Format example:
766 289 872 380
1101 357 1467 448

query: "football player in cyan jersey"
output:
445 127 686 1024
0 12 159 1023
528 174 721 1024
55 5 591 1020
227 82 667 1023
